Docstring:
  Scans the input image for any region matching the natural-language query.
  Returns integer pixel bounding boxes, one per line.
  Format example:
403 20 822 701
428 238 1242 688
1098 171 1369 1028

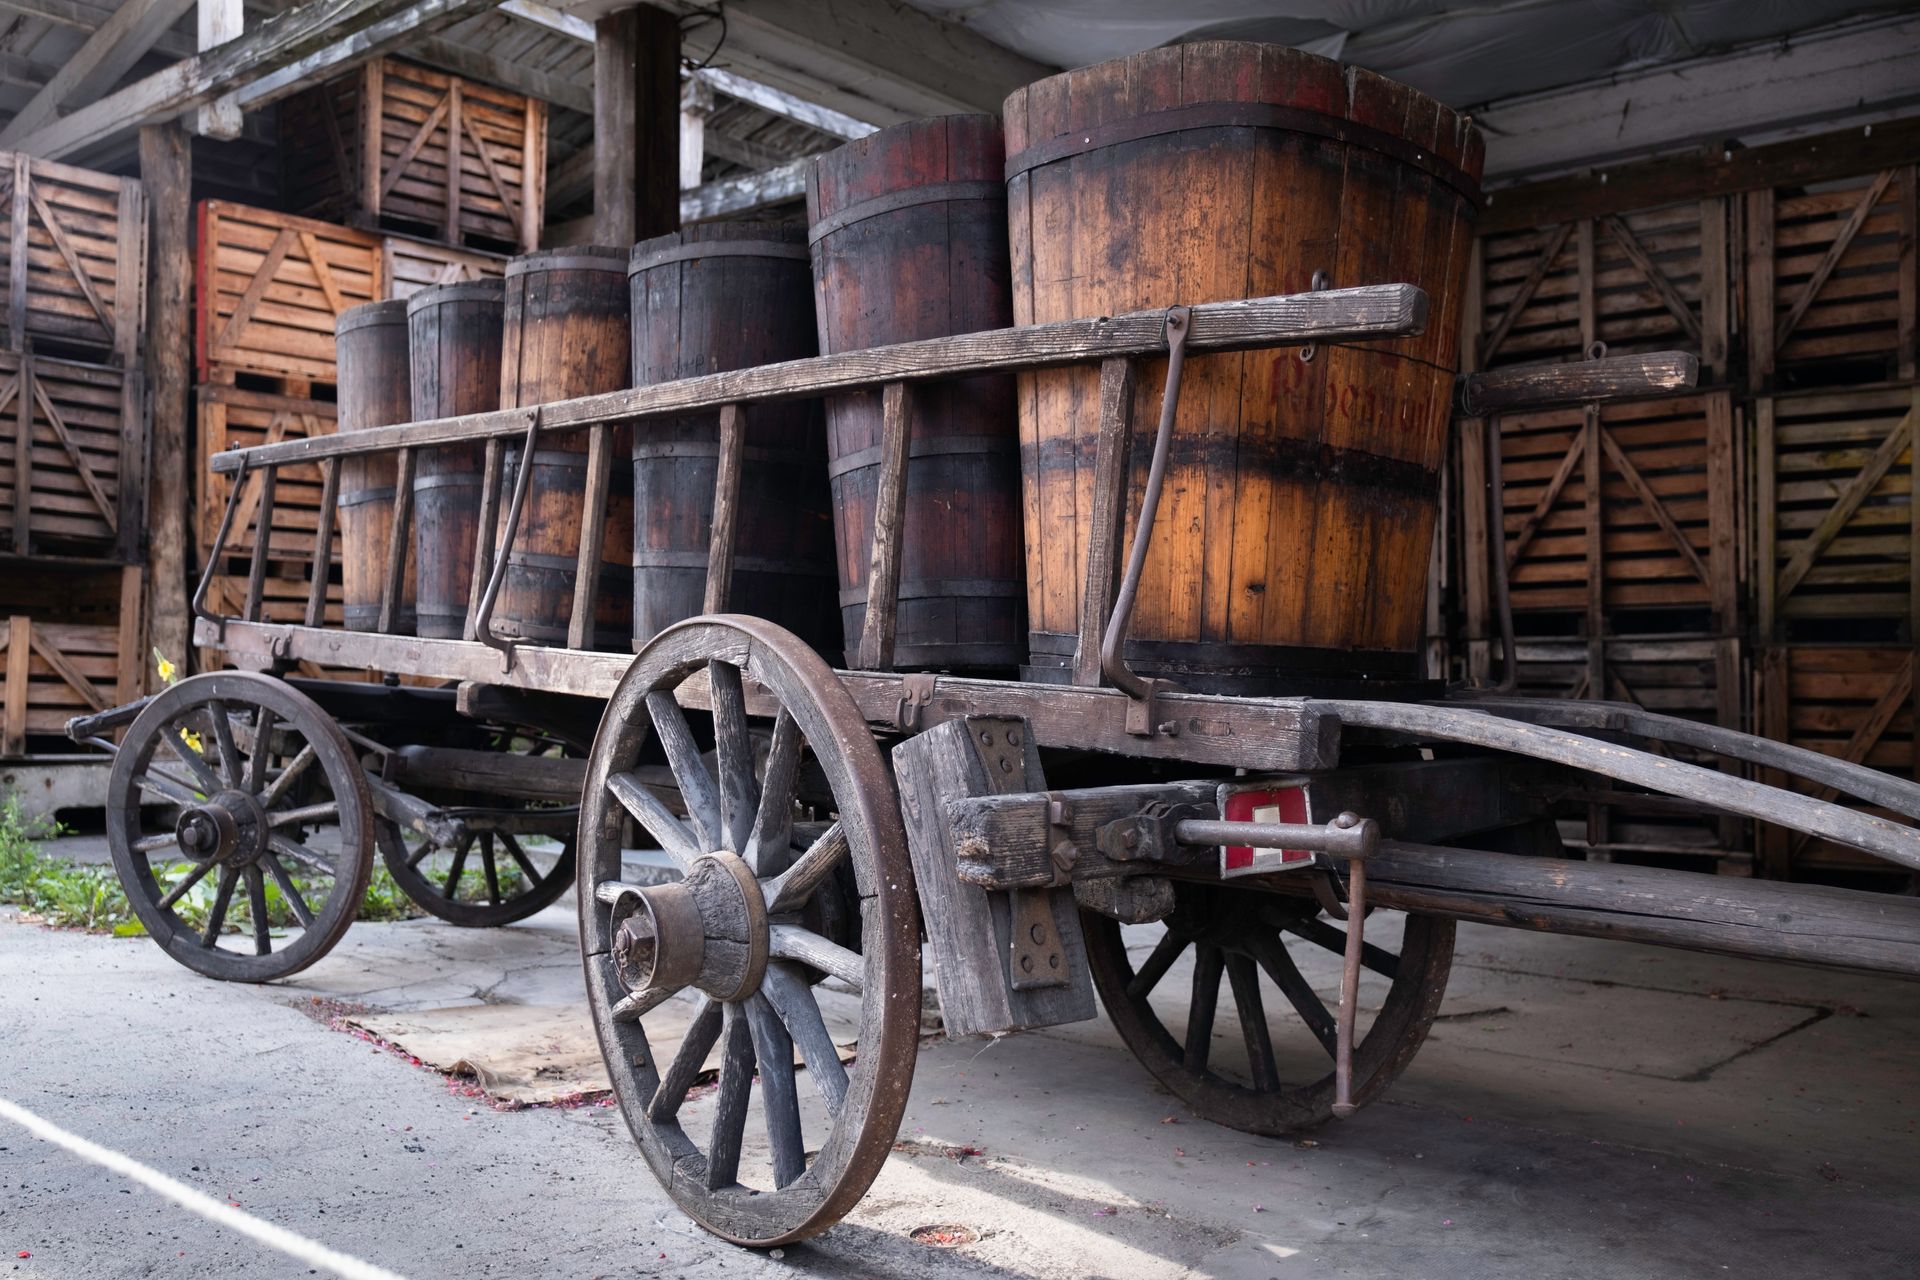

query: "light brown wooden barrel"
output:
808 114 1026 672
628 224 838 652
493 246 633 648
334 299 414 634
407 279 504 640
1006 42 1483 693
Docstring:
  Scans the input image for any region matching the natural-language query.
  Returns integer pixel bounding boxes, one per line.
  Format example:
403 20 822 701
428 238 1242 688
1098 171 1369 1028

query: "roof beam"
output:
10 0 503 159
0 0 196 145
695 67 872 140
679 155 806 223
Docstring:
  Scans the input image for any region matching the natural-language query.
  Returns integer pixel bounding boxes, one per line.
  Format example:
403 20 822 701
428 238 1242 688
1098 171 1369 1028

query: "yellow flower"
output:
153 648 179 685
180 728 204 754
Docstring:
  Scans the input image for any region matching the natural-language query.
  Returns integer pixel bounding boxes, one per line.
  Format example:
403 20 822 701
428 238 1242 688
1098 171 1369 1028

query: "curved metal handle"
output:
191 456 249 631
473 408 544 670
1099 305 1191 701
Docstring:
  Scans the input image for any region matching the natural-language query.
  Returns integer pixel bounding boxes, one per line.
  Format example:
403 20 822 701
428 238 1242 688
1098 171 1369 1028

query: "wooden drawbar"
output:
492 246 633 648
809 114 1026 671
628 224 837 653
407 279 504 640
334 299 414 633
1006 42 1483 693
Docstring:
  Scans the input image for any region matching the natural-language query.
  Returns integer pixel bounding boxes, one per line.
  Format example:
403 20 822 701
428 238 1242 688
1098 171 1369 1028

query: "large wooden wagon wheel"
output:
377 725 582 928
106 672 375 983
1083 883 1453 1133
578 615 920 1246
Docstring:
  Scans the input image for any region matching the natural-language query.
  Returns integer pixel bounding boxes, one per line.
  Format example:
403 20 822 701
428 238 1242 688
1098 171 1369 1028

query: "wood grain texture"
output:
334 299 413 634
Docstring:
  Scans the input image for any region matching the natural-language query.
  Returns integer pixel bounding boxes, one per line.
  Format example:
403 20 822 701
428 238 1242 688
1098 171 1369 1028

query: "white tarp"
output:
906 0 1908 107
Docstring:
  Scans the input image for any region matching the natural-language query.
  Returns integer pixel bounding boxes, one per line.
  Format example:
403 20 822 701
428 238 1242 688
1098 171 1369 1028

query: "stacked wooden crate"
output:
0 154 148 758
280 57 546 253
193 201 378 674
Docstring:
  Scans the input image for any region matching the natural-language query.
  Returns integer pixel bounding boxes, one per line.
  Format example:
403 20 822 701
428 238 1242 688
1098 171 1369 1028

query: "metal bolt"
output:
1051 840 1079 874
999 758 1014 774
1334 811 1361 829
1029 923 1047 944
1008 729 1022 745
1157 720 1181 737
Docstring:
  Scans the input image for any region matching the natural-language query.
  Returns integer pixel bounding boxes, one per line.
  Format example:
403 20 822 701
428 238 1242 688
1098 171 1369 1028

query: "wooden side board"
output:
0 151 146 364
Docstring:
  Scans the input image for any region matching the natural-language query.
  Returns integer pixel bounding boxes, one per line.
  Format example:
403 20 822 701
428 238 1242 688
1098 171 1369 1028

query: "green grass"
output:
0 791 422 936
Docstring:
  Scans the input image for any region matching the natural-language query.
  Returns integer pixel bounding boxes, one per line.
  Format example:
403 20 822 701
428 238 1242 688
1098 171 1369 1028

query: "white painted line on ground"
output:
0 1095 408 1280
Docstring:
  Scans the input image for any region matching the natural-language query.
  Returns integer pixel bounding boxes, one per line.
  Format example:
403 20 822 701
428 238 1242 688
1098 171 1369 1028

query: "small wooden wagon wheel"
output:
578 615 920 1246
1083 883 1452 1133
106 672 374 983
378 725 582 928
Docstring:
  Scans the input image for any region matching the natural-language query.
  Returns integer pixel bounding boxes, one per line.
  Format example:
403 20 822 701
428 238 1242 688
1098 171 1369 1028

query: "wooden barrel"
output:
1006 43 1483 694
628 224 838 652
407 279 504 640
808 114 1025 672
334 299 414 634
493 247 633 648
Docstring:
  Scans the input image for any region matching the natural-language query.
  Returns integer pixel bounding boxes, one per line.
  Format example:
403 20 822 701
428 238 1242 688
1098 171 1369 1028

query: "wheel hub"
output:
175 789 267 867
611 850 769 1003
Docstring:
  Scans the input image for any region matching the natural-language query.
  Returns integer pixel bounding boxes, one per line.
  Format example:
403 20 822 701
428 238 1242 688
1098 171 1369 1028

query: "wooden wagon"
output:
65 285 1920 1245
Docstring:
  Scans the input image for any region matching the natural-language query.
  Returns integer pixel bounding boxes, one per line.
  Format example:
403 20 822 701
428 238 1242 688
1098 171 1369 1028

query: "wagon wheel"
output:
578 615 920 1247
106 672 374 984
1083 884 1453 1134
378 726 581 928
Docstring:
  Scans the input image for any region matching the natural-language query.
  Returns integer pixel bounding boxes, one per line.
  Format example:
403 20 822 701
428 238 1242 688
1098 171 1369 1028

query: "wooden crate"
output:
195 381 338 563
0 564 143 757
195 200 381 385
1481 390 1739 623
1755 383 1920 637
0 351 143 559
1746 165 1917 387
282 57 546 252
380 234 506 300
1519 633 1749 872
1464 197 1730 377
1755 645 1919 889
0 152 145 364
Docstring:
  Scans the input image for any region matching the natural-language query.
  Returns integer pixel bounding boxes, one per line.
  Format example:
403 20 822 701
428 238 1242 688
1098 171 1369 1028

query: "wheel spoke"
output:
498 831 540 885
608 771 701 868
482 833 501 905
135 767 203 805
763 821 847 914
1126 931 1188 1001
200 866 239 947
262 853 314 927
705 1003 755 1190
406 831 445 870
1184 946 1224 1071
708 660 758 855
763 962 848 1117
610 985 677 1021
646 997 722 1122
1281 915 1400 979
268 834 333 876
745 710 802 876
267 801 337 828
244 708 277 796
1250 934 1339 1060
744 995 806 1189
164 724 223 794
154 859 214 911
205 705 244 789
768 924 863 991
246 866 272 956
443 836 471 900
644 690 722 853
132 831 180 855
1225 953 1280 1092
259 743 317 810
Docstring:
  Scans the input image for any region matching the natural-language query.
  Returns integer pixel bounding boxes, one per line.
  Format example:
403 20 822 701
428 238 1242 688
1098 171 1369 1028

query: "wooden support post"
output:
856 381 912 672
1582 404 1608 859
194 0 244 139
594 3 680 247
1901 164 1918 382
117 566 146 705
3 617 27 758
377 447 415 635
1745 187 1775 393
1699 197 1729 380
1575 218 1596 352
141 123 192 690
9 354 28 556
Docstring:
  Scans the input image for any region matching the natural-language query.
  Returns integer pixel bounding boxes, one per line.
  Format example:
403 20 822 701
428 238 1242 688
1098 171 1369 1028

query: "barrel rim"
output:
629 238 812 274
807 112 1006 217
505 245 630 277
1005 99 1483 205
404 278 507 315
335 298 410 335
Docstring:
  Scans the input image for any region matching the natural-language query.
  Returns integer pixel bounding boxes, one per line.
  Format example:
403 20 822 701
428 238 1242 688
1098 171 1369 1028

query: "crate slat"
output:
195 379 339 565
0 151 146 364
0 564 143 757
0 351 142 559
379 234 506 300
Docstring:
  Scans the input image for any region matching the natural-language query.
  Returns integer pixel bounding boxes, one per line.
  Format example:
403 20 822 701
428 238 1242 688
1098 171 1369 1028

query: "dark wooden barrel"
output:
808 114 1025 672
334 299 414 634
1006 43 1483 694
407 279 503 640
493 246 633 648
628 224 838 652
